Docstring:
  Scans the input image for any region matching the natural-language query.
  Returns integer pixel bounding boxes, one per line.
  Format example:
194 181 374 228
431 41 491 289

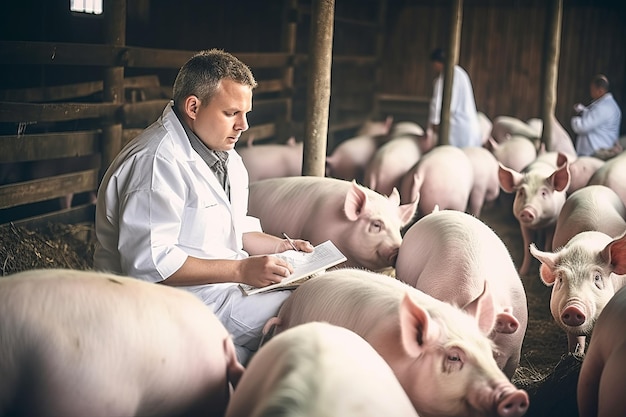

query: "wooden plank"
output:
0 130 100 163
8 203 95 228
122 100 169 128
239 123 277 142
0 75 161 103
0 170 99 209
256 79 286 94
0 41 293 70
0 102 119 123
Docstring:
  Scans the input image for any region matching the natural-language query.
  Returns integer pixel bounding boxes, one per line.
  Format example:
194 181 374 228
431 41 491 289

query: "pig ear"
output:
556 152 568 167
547 162 570 192
344 180 369 221
498 163 523 193
600 232 626 275
286 136 296 146
488 137 498 150
529 243 559 285
391 187 419 226
384 115 394 133
399 293 439 357
463 281 496 335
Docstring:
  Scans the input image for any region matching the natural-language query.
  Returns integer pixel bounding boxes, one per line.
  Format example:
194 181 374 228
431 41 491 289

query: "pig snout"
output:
384 246 400 266
517 207 536 224
497 389 529 417
561 304 586 327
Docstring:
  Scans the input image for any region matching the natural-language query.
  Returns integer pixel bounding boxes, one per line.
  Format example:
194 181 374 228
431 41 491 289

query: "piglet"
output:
588 151 626 207
0 268 244 417
226 322 419 417
396 209 528 378
399 145 473 220
267 268 529 417
498 152 571 275
577 285 626 417
463 146 501 217
566 156 604 194
490 116 539 143
237 136 303 182
530 231 626 354
489 135 537 173
248 176 417 271
552 184 626 249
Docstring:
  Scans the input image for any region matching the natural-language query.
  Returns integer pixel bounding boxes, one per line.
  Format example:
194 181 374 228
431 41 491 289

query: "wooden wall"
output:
0 0 624 226
379 0 626 136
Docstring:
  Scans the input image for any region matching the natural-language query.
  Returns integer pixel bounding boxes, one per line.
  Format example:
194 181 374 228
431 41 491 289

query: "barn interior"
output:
1 1 625 416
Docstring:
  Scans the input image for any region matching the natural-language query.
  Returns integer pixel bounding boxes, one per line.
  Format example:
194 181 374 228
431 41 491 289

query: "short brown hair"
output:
172 49 257 107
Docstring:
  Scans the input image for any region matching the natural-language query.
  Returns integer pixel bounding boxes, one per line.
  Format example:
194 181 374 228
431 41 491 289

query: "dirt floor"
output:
0 197 581 416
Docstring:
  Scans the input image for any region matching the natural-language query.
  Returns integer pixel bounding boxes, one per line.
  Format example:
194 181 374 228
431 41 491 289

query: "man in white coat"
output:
571 74 622 158
94 49 313 364
427 48 482 148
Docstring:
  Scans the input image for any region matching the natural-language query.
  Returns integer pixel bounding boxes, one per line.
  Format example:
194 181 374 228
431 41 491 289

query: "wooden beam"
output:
0 102 119 123
0 131 100 163
0 170 99 209
540 0 563 150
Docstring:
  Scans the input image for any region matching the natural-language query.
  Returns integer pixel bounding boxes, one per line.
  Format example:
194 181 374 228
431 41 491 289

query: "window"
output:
70 0 103 15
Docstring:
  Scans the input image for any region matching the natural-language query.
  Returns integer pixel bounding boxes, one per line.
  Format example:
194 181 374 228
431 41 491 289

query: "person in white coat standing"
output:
94 49 313 364
571 74 622 158
427 47 482 148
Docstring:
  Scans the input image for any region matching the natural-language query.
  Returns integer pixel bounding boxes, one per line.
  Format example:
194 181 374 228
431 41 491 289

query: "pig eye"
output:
443 348 464 373
593 273 604 289
370 220 383 233
541 189 548 198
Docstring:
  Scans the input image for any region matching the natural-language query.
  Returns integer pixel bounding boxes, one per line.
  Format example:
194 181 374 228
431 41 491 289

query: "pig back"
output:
553 185 626 249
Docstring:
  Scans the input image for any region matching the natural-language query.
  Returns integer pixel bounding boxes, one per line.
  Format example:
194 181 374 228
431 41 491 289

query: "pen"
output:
282 232 299 251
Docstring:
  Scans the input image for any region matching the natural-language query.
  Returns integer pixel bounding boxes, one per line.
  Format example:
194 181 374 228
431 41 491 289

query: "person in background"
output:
93 49 313 365
571 74 622 159
426 47 482 149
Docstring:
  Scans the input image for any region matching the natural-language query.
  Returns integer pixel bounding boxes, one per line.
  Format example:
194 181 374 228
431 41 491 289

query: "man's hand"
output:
238 255 295 287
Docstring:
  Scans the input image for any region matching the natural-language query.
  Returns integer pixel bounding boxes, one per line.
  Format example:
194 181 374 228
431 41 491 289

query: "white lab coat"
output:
429 65 482 148
94 102 284 364
571 92 622 157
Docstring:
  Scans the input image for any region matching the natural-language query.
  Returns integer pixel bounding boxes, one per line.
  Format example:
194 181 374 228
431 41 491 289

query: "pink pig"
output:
364 134 422 197
490 116 539 143
399 145 474 219
237 136 303 182
0 268 244 417
566 156 605 194
530 231 626 354
577 285 626 417
588 151 626 207
247 176 417 271
268 268 530 417
395 209 528 378
226 322 419 417
552 184 626 249
489 136 538 173
463 146 501 217
526 116 577 159
498 153 571 275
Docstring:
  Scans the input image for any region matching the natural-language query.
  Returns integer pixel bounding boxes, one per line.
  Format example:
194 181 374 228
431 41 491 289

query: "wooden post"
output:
540 0 563 151
302 0 334 177
101 0 126 180
439 0 463 146
280 0 298 141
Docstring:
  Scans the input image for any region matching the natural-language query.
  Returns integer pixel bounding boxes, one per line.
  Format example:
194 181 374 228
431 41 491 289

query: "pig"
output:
527 116 577 159
577 285 626 417
490 116 539 143
552 185 626 249
498 153 571 275
395 209 528 378
325 133 389 182
364 134 422 197
389 121 431 153
0 268 244 417
247 176 417 271
529 231 626 355
237 136 303 182
267 268 530 417
588 151 626 207
462 146 501 217
356 115 394 136
225 322 419 417
566 156 604 194
399 145 473 219
489 135 537 173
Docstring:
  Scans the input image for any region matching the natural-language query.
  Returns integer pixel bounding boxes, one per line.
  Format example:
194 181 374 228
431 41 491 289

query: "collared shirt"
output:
571 92 622 156
174 108 231 199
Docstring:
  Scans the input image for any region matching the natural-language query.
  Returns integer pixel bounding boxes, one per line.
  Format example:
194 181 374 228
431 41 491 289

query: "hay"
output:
0 222 96 276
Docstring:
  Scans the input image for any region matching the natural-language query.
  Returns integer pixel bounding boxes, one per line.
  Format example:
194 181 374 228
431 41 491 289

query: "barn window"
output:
70 0 103 15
